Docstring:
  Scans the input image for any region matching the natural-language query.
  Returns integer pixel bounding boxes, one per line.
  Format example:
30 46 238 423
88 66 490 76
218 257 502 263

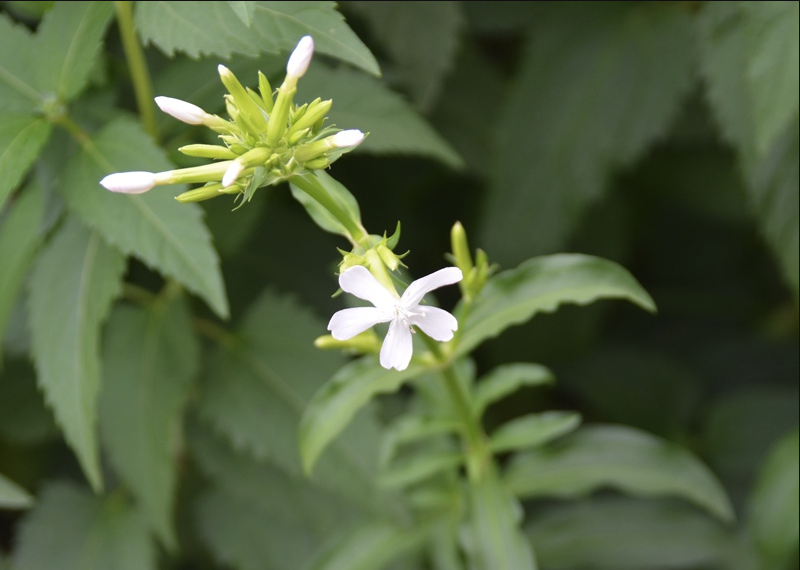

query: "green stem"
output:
114 1 158 140
290 172 369 246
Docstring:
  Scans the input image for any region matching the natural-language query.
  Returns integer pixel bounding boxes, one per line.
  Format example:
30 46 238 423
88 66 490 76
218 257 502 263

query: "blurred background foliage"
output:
0 1 797 569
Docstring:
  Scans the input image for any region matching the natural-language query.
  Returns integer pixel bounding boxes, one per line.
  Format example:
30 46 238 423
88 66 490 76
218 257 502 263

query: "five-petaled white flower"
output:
328 265 463 371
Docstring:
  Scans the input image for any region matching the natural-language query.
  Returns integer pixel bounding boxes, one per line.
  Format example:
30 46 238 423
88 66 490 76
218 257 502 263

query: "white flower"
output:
286 36 314 80
154 96 208 125
328 265 462 371
100 171 157 194
331 129 365 148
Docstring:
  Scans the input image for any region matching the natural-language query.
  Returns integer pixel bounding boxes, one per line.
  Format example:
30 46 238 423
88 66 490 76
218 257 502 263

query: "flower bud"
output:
155 96 208 125
332 129 365 148
178 144 238 160
100 171 157 194
222 161 244 188
286 36 314 80
218 65 268 132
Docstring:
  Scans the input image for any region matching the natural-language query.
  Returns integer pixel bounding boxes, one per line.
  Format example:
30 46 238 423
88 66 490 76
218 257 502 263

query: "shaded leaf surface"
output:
0 114 51 209
0 472 33 509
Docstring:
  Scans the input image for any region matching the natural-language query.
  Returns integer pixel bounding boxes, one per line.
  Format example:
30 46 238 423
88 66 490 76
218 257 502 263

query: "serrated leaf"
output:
525 496 730 570
32 1 113 101
0 472 33 509
480 2 695 264
0 14 39 112
456 254 656 357
463 465 537 570
345 1 463 111
197 290 386 508
742 1 799 157
0 114 51 209
99 292 198 551
749 429 799 567
0 182 45 366
299 63 464 169
228 0 256 26
504 424 735 523
306 519 428 570
299 357 426 474
61 118 228 318
136 1 379 76
490 412 581 454
474 363 555 417
12 482 155 570
28 215 125 491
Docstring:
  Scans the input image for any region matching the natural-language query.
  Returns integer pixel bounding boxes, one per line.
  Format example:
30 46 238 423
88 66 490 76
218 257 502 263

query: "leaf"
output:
741 1 799 157
61 117 228 318
474 363 555 417
228 0 256 26
11 481 155 570
456 254 656 357
0 358 57 445
0 182 45 365
0 114 51 210
28 215 126 491
462 465 537 570
99 291 198 551
480 2 696 264
305 519 428 570
0 14 39 112
0 472 33 509
32 1 114 101
136 1 380 76
345 1 463 111
490 412 581 454
748 429 799 567
299 357 426 474
378 452 463 490
525 496 730 570
504 424 735 523
197 290 387 509
290 170 364 239
299 63 464 169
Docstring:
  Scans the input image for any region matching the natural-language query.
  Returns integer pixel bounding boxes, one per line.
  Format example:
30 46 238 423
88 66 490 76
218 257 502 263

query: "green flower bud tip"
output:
100 171 158 194
155 96 208 125
286 35 314 80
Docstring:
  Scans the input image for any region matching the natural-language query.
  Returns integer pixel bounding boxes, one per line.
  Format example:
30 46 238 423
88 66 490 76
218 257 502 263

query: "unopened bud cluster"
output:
100 36 365 206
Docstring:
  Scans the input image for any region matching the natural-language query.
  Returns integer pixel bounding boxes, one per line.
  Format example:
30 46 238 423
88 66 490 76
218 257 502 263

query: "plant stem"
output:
114 1 158 140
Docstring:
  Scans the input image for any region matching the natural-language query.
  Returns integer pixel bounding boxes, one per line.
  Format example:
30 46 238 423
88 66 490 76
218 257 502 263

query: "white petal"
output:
332 129 364 148
155 96 207 125
409 306 458 342
328 307 391 340
380 318 413 371
338 266 398 309
222 160 244 187
100 171 157 194
286 35 314 79
401 267 462 308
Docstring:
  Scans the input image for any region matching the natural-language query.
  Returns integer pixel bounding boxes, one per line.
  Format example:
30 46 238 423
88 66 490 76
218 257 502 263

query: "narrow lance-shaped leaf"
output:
61 117 228 318
28 215 126 491
0 114 52 210
504 424 735 523
99 290 199 551
12 482 155 570
456 254 656 357
0 14 39 112
290 170 364 240
489 412 581 454
474 363 555 417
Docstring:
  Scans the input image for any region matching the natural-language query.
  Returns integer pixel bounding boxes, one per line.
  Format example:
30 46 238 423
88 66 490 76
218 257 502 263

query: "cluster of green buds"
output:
100 36 365 206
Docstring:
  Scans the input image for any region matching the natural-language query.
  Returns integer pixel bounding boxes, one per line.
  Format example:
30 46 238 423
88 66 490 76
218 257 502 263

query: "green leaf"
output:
378 452 463 490
0 182 45 365
481 2 695 264
525 496 730 570
463 465 537 570
456 254 656 357
228 0 256 26
504 424 735 523
32 1 113 101
11 482 155 570
0 14 39 112
290 170 364 239
99 292 198 551
299 357 426 474
28 215 125 491
345 1 463 111
0 358 57 445
0 114 51 210
197 290 385 508
305 519 428 570
299 63 464 169
474 363 555 417
61 117 228 318
378 414 461 468
749 429 799 567
0 472 33 509
490 412 581 454
741 1 799 157
136 1 380 76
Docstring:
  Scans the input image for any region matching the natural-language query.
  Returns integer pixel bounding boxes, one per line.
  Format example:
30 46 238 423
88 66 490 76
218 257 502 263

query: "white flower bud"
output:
286 36 314 80
222 160 244 188
155 96 208 125
100 171 157 194
332 129 365 148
